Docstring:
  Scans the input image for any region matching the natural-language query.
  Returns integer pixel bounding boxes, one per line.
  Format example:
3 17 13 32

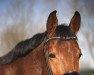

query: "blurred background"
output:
0 0 94 75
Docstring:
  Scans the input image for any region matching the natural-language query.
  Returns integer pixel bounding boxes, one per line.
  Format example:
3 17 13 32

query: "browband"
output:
45 36 77 44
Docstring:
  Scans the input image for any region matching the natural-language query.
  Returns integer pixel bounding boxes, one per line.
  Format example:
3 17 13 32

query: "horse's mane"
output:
0 24 76 65
0 32 46 65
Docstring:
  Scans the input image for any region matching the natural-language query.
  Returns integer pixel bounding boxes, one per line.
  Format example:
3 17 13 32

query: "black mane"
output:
0 25 76 65
0 32 46 65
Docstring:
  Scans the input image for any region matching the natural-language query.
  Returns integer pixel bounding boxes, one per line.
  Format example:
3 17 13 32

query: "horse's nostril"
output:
63 71 79 75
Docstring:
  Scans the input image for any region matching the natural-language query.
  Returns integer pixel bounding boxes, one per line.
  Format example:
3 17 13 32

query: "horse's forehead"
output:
48 39 78 47
47 40 79 53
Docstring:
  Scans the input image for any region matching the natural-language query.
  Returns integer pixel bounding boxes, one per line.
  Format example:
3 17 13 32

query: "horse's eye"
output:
79 53 82 58
48 53 56 58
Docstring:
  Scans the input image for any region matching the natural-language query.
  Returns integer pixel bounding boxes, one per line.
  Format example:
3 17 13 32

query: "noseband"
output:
43 36 77 75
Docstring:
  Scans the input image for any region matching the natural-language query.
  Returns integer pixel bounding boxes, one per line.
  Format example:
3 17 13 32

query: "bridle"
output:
43 36 77 75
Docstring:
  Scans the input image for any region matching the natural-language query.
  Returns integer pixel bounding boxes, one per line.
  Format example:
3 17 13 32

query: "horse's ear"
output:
46 10 58 37
69 11 81 34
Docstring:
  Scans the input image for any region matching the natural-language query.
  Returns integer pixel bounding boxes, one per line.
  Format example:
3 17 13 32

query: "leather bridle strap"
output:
44 47 53 75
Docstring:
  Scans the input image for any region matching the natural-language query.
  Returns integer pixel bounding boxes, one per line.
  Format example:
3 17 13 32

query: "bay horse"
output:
0 10 81 75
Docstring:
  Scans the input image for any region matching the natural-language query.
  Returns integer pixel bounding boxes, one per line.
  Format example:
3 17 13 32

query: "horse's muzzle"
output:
63 71 79 75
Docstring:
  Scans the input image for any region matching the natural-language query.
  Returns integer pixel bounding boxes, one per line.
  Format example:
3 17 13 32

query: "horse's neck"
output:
33 42 49 75
0 42 48 75
36 43 49 75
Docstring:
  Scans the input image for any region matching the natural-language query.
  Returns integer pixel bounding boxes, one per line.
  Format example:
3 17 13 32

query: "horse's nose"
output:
63 71 79 75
